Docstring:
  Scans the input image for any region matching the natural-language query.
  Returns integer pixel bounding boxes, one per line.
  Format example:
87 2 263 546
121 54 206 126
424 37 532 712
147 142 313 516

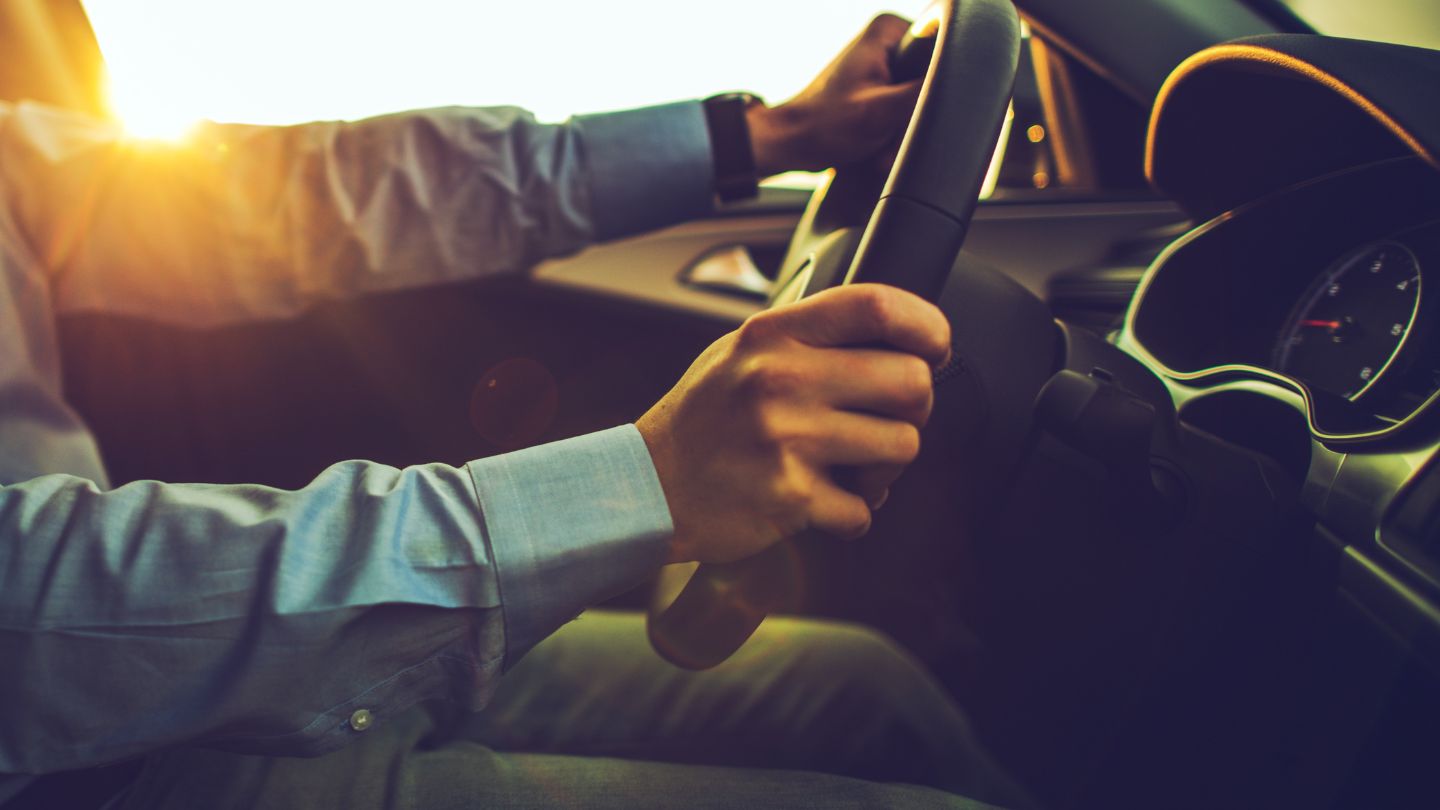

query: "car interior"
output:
5 0 1440 807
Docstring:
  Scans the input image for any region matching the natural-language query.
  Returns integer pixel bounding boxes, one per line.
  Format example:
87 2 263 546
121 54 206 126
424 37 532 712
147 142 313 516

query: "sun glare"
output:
82 0 923 132
103 75 200 141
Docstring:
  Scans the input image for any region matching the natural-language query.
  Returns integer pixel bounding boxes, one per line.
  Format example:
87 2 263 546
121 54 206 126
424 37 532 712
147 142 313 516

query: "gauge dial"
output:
1274 242 1421 400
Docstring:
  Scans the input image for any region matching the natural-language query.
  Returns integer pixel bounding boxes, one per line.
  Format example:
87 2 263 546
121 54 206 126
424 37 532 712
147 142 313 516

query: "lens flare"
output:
103 74 199 141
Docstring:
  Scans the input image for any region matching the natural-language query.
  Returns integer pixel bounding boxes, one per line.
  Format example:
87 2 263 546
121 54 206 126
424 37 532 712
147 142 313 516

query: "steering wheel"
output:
648 0 1022 669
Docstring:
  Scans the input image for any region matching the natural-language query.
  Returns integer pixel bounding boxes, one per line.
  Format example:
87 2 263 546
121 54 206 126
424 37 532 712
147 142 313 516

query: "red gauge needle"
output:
1302 319 1343 329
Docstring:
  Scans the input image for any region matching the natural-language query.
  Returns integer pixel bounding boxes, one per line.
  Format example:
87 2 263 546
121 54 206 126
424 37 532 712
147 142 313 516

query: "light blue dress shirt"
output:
0 98 714 800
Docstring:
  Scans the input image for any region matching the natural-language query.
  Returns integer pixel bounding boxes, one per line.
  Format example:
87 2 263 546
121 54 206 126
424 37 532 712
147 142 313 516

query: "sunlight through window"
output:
84 0 924 137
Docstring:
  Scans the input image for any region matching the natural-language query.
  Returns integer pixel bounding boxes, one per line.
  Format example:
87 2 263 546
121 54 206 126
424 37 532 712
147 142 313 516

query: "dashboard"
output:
1125 156 1440 442
937 26 1440 808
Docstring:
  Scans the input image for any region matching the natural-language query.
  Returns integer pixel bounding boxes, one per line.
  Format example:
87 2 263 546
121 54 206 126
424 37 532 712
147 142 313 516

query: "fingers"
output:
769 284 952 368
803 411 921 467
849 464 904 509
807 478 874 540
646 280 946 562
864 12 914 48
856 15 921 88
796 412 918 540
809 457 911 539
811 347 935 427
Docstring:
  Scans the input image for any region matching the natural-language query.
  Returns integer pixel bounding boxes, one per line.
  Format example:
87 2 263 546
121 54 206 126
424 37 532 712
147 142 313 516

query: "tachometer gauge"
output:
1273 241 1421 400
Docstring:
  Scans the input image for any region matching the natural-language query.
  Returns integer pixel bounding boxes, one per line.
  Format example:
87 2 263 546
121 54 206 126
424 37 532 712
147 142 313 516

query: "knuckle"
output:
734 312 778 350
751 406 791 448
737 359 800 401
855 285 896 333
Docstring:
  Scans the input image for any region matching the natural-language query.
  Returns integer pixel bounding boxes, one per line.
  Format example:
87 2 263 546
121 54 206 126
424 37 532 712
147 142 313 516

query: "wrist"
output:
635 412 692 565
745 101 808 177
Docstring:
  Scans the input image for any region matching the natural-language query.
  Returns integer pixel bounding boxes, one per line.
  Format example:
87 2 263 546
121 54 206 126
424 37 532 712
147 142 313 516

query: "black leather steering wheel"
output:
648 0 1022 670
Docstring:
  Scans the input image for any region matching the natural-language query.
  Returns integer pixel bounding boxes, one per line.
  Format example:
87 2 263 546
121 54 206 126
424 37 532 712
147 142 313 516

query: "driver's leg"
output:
453 610 1020 802
118 705 1005 809
115 611 1029 809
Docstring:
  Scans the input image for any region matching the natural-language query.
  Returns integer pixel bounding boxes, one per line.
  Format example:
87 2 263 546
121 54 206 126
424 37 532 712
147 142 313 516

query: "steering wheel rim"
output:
649 0 1022 670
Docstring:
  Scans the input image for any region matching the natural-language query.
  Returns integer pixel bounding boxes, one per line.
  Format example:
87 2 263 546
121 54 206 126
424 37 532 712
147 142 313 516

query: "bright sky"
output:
83 0 925 139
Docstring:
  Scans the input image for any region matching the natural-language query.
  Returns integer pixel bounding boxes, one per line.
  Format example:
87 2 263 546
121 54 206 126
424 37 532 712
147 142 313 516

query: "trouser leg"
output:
454 610 1020 802
119 706 1002 809
116 611 1026 809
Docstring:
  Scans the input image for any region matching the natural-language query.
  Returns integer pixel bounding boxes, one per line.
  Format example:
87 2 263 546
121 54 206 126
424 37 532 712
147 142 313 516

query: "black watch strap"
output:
703 92 763 203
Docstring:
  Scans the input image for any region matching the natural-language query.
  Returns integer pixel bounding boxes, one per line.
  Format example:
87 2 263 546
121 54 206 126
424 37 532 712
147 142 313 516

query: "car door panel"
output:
529 191 1184 327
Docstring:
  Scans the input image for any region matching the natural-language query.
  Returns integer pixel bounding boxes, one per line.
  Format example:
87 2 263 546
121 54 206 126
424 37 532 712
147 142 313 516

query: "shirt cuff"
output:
575 101 716 240
466 424 673 668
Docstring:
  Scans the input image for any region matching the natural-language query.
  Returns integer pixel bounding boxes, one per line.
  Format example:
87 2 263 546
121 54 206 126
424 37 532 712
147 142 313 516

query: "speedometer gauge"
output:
1273 242 1421 400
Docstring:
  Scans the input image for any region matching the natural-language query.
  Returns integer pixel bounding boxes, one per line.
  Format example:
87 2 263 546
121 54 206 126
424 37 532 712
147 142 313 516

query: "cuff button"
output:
349 709 373 732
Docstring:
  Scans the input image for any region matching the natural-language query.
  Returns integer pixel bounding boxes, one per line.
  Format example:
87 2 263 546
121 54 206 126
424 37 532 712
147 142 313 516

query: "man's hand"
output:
747 14 922 175
637 284 950 565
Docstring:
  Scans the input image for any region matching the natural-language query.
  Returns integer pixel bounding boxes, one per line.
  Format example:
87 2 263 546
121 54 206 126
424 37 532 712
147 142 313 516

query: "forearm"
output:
0 426 670 774
0 459 500 773
0 101 714 327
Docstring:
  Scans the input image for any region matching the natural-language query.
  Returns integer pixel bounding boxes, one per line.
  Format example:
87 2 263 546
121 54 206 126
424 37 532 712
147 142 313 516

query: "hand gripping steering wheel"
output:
648 0 1022 669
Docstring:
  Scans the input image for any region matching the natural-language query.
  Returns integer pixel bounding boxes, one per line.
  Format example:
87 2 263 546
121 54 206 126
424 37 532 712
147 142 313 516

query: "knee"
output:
813 621 912 670
758 617 938 699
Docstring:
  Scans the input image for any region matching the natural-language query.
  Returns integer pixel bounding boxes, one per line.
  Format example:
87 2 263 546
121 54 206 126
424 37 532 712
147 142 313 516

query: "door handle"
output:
681 245 775 300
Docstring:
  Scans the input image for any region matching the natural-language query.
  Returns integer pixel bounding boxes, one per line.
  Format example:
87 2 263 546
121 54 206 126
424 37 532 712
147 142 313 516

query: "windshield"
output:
1275 0 1440 51
82 0 923 139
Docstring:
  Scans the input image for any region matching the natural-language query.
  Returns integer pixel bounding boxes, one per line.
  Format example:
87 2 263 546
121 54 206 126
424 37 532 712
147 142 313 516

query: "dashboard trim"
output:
1120 158 1440 444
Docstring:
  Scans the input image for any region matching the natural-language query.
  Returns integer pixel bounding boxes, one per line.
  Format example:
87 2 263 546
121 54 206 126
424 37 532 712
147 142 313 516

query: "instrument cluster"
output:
1125 157 1440 443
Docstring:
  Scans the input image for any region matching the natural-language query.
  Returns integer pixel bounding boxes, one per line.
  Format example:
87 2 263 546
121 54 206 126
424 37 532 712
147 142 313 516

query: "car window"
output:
82 0 927 139
1275 0 1440 50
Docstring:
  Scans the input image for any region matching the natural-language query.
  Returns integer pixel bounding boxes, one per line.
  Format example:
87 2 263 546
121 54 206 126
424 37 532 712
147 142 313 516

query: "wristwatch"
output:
702 92 764 203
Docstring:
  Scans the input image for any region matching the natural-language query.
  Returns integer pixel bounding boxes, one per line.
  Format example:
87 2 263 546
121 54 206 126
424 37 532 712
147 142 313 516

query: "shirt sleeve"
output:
0 100 714 328
0 424 671 776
